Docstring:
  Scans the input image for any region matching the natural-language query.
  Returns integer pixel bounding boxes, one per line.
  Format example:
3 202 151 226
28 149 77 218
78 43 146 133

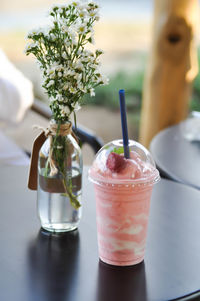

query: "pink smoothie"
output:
89 142 160 266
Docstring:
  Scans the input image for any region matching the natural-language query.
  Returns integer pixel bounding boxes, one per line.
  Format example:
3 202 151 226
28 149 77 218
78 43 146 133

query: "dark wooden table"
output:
0 165 200 301
150 124 200 190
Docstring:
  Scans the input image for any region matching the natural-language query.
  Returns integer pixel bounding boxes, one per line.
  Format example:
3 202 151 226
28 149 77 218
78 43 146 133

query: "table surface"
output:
0 165 200 301
150 124 200 190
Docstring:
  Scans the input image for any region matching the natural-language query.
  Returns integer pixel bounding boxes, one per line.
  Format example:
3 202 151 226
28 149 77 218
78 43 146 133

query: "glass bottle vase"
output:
37 121 82 233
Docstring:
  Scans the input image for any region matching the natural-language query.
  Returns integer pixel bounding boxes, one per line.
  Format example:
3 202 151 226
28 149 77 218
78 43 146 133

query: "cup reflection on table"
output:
97 260 147 301
27 228 80 301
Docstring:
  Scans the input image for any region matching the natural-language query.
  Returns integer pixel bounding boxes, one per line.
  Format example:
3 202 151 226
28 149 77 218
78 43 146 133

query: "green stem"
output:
49 124 81 210
73 111 77 129
62 175 81 209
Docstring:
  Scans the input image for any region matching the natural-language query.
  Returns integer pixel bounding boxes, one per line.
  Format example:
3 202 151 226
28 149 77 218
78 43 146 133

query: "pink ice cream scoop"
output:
88 139 160 266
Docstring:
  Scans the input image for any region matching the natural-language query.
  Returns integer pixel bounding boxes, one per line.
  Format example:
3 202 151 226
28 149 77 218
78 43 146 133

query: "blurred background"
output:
1 0 200 163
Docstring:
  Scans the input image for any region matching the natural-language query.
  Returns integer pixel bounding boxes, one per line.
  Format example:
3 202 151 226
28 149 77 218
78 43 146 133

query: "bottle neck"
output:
49 120 72 137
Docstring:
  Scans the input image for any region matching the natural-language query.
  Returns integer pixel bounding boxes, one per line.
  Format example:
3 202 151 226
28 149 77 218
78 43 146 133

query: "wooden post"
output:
139 0 199 148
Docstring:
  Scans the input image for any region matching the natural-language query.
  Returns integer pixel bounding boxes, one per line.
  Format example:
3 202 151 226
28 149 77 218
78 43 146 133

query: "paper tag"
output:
28 131 46 190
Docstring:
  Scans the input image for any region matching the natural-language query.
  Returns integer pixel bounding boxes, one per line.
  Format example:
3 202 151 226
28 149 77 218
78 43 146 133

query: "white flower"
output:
81 49 94 63
64 38 71 48
63 83 69 91
87 2 99 13
24 43 33 53
36 60 43 69
90 88 95 97
89 9 98 17
73 102 81 112
71 1 80 7
50 34 57 41
63 70 69 77
62 52 68 59
81 56 90 63
78 8 88 18
71 37 78 46
57 8 63 14
68 27 77 41
75 61 84 70
85 49 94 56
77 49 82 56
55 64 64 72
46 80 54 88
77 81 86 93
56 94 64 102
69 87 77 94
77 23 87 35
104 77 109 85
80 87 87 93
100 75 109 85
49 96 55 103
66 68 76 77
61 25 68 33
48 71 56 79
59 105 70 116
89 62 99 69
74 73 82 81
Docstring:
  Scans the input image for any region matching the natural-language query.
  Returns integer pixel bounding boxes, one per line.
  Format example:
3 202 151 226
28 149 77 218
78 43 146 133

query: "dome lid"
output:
88 139 160 187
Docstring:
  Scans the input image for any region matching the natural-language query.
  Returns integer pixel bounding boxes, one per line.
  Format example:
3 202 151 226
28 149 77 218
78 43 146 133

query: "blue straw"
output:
119 89 130 159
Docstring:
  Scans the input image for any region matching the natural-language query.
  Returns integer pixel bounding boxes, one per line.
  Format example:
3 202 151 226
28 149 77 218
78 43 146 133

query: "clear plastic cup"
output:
88 139 160 266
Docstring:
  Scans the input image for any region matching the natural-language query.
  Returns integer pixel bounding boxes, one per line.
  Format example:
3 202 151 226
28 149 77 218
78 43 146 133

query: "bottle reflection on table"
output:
27 228 80 301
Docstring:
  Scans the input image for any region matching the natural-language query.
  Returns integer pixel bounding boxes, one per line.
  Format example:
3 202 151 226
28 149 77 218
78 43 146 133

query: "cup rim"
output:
88 168 160 188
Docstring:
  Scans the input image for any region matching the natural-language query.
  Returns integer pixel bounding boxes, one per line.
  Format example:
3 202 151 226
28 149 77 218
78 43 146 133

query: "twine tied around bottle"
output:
28 121 78 190
33 121 72 137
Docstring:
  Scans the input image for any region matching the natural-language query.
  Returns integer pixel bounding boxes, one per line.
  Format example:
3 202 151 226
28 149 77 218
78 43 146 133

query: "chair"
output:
31 99 104 154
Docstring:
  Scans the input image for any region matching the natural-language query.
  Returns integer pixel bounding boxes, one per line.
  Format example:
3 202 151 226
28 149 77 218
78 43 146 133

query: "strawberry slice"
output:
106 152 126 173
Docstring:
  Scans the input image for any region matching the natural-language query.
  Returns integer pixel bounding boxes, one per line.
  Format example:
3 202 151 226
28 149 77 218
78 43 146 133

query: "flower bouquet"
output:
26 1 108 232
